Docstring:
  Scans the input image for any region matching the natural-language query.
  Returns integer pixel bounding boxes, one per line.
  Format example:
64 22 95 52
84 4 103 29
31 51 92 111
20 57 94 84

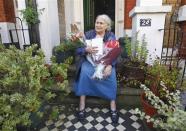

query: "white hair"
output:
96 14 112 31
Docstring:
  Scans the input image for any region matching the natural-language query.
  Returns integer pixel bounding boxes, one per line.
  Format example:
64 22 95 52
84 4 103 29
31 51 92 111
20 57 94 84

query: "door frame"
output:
64 0 124 39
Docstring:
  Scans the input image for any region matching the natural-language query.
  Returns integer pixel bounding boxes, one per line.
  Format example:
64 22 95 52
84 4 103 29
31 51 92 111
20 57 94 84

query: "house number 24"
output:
140 19 151 26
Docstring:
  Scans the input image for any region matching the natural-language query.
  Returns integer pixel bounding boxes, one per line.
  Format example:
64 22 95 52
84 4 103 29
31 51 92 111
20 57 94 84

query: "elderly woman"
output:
73 14 120 123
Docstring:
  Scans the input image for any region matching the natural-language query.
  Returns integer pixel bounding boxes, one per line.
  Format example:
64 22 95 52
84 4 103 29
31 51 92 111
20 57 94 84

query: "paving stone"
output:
39 105 146 131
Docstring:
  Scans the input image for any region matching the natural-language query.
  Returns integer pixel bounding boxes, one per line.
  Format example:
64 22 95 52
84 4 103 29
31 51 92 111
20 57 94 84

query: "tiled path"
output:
39 104 147 131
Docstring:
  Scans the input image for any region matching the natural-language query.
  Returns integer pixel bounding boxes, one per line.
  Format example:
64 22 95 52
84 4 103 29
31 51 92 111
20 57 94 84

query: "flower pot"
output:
16 124 29 131
55 50 74 64
145 74 160 96
140 92 157 128
29 102 47 129
117 63 146 88
181 91 186 110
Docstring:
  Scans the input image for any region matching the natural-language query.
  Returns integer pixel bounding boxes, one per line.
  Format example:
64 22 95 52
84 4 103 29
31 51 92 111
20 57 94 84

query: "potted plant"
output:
20 0 44 25
135 82 186 131
0 44 70 130
117 35 148 88
145 59 179 96
53 39 83 64
138 58 180 127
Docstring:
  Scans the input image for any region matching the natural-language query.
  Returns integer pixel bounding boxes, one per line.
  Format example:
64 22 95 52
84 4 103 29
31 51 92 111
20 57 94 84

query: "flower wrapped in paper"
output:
69 24 121 79
86 40 121 79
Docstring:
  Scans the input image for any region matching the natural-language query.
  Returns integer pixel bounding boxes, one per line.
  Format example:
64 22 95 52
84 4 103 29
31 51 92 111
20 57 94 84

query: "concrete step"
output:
65 64 143 109
49 86 143 109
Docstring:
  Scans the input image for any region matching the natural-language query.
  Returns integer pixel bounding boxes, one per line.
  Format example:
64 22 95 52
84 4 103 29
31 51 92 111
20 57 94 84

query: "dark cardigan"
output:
75 30 116 81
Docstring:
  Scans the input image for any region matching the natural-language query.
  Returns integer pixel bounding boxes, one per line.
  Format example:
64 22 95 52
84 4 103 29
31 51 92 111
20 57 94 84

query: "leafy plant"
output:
0 44 70 130
124 36 132 58
146 59 179 97
20 0 44 25
117 35 148 88
135 83 186 131
53 39 84 64
124 34 148 63
134 34 148 62
42 56 73 92
49 106 60 120
54 40 84 53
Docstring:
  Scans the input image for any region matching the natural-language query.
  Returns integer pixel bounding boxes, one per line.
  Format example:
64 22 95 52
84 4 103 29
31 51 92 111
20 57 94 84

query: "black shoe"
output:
110 110 119 124
77 109 86 121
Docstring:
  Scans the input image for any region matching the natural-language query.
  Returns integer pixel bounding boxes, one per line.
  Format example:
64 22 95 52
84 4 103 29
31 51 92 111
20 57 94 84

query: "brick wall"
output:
0 0 15 22
181 0 186 5
124 0 136 29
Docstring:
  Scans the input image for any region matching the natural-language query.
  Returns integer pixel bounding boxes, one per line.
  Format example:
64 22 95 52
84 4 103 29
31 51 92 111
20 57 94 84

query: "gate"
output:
161 0 186 86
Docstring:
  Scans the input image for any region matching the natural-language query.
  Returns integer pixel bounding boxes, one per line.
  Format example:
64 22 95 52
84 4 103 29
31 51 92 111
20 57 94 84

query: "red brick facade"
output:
181 0 186 5
124 0 136 29
0 0 15 22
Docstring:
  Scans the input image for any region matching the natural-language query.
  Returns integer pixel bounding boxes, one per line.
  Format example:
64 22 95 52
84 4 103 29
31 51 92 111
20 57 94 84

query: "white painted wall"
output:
129 0 172 64
136 0 162 6
178 5 186 22
115 0 124 39
64 0 74 35
124 29 132 37
13 0 30 49
0 0 30 48
64 0 84 36
37 0 60 63
0 23 14 43
73 0 84 31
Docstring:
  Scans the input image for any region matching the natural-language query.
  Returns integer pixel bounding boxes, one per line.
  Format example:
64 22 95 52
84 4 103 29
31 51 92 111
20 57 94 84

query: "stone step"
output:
65 65 143 108
50 86 143 109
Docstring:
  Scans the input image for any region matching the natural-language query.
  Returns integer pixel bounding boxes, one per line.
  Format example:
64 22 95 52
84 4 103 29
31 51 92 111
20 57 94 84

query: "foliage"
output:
117 35 148 88
135 34 148 62
42 56 73 92
49 106 60 120
0 44 71 130
124 36 132 58
135 83 186 131
146 59 179 97
54 40 84 53
20 0 44 25
124 34 148 63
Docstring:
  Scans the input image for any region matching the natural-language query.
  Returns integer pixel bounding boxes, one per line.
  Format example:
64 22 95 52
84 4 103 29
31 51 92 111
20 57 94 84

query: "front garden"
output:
0 36 186 130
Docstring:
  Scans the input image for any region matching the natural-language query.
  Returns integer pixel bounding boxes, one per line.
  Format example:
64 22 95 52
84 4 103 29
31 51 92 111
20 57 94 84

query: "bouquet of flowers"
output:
70 24 121 79
89 40 121 79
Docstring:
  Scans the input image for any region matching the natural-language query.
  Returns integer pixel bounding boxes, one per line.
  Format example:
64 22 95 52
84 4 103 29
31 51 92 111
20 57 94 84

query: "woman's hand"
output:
103 65 112 78
71 32 84 42
85 46 98 54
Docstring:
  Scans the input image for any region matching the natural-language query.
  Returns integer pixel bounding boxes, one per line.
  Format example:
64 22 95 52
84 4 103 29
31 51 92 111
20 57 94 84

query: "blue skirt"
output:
73 61 117 100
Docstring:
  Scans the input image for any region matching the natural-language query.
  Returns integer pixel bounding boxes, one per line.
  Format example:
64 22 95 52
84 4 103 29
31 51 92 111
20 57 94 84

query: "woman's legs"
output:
79 95 86 110
110 100 119 123
77 95 86 120
110 100 116 111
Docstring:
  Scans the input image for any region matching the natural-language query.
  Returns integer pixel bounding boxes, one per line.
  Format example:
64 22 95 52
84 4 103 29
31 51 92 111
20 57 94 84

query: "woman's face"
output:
95 17 108 34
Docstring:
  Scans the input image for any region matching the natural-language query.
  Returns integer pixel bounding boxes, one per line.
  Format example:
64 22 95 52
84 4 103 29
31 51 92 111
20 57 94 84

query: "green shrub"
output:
0 44 71 130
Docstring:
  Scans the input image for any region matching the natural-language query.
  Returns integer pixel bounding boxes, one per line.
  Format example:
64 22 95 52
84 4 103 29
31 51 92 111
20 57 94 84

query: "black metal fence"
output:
8 17 27 49
161 0 186 86
8 17 40 49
